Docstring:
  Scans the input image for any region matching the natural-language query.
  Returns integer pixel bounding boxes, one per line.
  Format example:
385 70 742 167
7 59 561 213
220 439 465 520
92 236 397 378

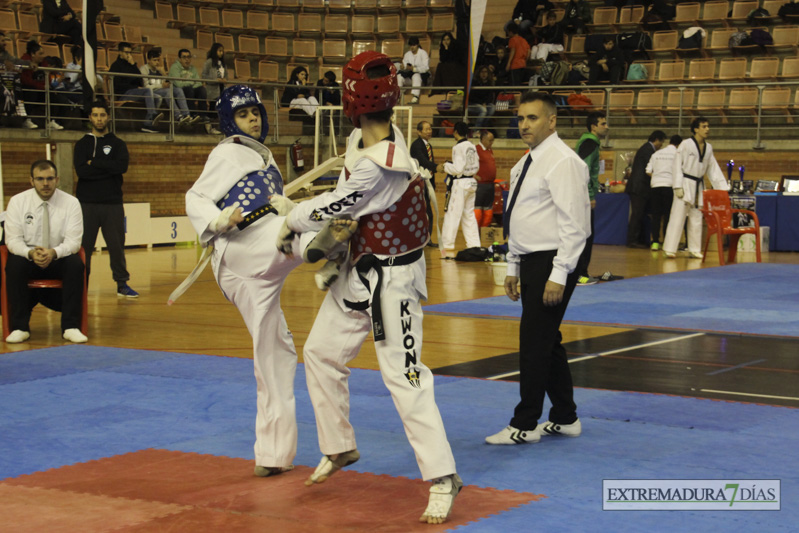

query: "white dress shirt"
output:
401 49 430 74
646 144 677 188
505 132 591 284
5 188 83 260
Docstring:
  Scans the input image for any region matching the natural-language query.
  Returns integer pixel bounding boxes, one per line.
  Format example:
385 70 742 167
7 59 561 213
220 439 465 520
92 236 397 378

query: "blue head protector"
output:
216 84 269 143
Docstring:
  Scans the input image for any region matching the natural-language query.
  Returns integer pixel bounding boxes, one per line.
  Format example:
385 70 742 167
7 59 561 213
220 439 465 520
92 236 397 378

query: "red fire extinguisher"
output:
290 139 305 173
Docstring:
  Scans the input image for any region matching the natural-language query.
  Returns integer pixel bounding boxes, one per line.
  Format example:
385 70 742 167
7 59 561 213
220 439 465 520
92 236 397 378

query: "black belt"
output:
344 247 424 341
682 174 703 206
236 204 277 231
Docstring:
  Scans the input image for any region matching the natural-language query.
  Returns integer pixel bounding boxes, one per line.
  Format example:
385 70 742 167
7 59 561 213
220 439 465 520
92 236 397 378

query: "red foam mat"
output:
2 449 544 532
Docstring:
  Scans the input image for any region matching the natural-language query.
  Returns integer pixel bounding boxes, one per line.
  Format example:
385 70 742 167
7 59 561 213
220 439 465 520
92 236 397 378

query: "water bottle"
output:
492 241 500 263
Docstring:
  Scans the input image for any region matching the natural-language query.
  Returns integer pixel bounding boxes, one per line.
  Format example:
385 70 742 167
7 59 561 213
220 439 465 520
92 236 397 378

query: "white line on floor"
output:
700 389 799 402
487 333 705 380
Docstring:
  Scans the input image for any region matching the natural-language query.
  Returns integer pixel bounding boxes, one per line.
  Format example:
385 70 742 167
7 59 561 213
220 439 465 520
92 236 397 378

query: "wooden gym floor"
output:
2 238 798 410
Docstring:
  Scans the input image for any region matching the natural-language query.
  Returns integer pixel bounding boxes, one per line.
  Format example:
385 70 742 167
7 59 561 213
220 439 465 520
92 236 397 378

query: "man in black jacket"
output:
588 37 626 85
625 130 665 248
109 42 163 132
73 100 139 298
40 0 83 46
411 121 443 246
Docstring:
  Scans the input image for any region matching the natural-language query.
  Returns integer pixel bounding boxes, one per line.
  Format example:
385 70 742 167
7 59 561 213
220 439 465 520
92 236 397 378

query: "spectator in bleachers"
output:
561 0 592 35
397 36 430 105
455 0 471 44
530 11 565 61
47 56 81 106
169 49 218 134
587 37 625 85
65 45 83 94
0 31 31 125
40 0 83 46
506 23 531 86
20 40 71 130
505 0 554 40
488 46 509 86
316 70 341 106
281 66 319 117
109 42 163 133
140 48 195 126
432 32 467 95
201 43 228 116
467 65 496 131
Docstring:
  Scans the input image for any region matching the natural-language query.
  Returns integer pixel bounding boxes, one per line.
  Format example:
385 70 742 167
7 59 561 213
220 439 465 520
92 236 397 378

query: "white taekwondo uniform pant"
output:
212 214 310 468
303 256 457 481
441 177 481 250
663 195 703 255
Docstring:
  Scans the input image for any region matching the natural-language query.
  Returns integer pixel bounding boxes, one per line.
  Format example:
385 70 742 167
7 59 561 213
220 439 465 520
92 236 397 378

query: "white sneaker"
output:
689 251 704 259
485 425 540 445
663 251 677 258
419 473 463 524
5 330 30 343
22 118 38 129
536 419 582 437
48 119 64 130
62 328 88 343
410 96 419 104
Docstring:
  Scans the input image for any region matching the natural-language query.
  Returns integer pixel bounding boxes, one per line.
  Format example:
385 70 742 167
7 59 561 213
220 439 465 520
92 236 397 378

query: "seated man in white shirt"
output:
4 159 86 344
397 36 430 105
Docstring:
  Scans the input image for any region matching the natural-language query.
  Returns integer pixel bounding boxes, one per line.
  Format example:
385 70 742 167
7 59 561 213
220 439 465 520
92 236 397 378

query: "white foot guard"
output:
305 449 360 486
419 473 463 524
253 465 294 477
303 218 358 263
314 259 342 291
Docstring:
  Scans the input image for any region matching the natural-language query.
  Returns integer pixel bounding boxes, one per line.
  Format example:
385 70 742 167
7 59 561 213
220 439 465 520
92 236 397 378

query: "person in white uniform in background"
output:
185 85 315 478
441 121 481 252
662 117 729 259
646 134 681 251
274 51 462 525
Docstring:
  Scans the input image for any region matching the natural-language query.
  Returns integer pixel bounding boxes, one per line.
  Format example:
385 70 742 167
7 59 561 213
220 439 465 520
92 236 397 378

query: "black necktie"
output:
503 155 532 239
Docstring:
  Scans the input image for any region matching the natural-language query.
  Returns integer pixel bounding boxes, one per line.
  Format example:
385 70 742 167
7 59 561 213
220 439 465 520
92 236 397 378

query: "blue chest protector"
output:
216 165 283 213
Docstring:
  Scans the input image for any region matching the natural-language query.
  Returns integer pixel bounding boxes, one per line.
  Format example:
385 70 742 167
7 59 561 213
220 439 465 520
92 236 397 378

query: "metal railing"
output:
16 67 799 149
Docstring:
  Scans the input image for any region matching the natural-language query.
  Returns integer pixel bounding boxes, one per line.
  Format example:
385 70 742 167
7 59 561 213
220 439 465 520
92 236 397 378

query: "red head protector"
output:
342 51 400 128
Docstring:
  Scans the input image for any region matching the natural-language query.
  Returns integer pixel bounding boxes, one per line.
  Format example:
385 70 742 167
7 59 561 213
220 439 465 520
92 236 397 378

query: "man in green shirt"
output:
574 111 607 285
168 49 215 131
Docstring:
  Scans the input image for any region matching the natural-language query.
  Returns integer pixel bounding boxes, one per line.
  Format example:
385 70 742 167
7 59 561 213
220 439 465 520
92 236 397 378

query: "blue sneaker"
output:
117 284 140 298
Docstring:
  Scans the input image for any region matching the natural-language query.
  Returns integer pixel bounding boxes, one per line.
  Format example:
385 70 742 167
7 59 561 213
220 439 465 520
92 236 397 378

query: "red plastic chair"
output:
1 245 89 338
700 190 762 265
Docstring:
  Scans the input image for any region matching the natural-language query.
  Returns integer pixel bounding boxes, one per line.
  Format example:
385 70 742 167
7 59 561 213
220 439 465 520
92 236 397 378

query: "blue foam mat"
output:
1 346 797 531
424 263 799 338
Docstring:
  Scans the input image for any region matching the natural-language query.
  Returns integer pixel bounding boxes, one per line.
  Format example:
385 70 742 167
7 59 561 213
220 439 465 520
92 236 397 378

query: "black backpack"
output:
454 247 490 262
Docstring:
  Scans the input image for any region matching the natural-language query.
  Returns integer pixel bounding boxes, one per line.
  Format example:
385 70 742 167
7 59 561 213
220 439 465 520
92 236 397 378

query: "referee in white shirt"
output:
4 160 86 344
486 92 591 445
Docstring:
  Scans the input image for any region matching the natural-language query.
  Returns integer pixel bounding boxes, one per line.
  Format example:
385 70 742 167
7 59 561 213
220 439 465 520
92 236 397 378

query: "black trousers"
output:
626 192 650 246
81 202 129 283
181 85 209 116
5 253 84 332
649 186 673 244
511 250 579 430
575 207 594 278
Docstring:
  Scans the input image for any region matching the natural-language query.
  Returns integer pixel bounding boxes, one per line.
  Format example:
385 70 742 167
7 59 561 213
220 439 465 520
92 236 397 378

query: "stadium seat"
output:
657 59 685 82
265 36 288 59
271 12 295 36
377 14 401 35
767 25 799 54
695 87 727 123
587 7 617 33
673 2 701 28
617 5 644 32
666 87 695 116
651 30 679 58
257 59 279 82
324 14 349 36
199 7 221 29
222 9 244 30
298 13 322 35
634 88 666 124
761 86 793 123
686 58 715 81
431 13 454 33
246 11 270 33
292 39 317 62
699 1 729 26
351 14 375 36
707 28 736 57
322 39 348 62
717 57 747 81
749 57 779 80
608 90 636 122
729 1 758 25
780 56 799 80
727 87 758 119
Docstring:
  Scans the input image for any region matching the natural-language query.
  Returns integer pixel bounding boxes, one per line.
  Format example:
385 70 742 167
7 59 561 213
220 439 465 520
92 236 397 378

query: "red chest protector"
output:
350 173 429 262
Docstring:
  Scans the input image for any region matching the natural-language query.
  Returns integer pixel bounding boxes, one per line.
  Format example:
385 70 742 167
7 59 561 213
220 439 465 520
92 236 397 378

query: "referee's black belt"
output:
683 174 702 182
520 249 557 261
236 204 277 231
344 247 424 342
